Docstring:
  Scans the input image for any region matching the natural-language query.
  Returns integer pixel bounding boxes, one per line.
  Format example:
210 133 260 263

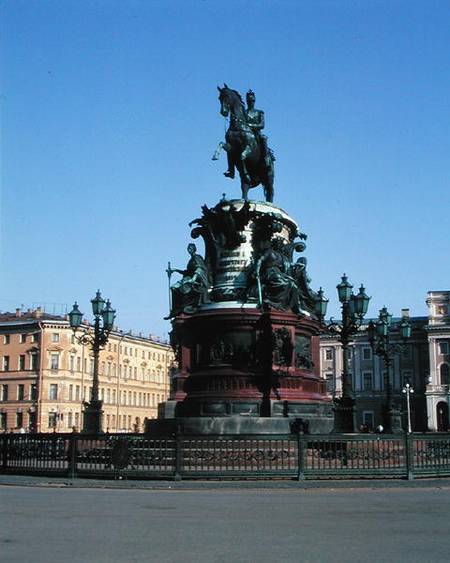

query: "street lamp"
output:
326 274 371 433
368 307 411 433
68 290 116 434
402 383 414 434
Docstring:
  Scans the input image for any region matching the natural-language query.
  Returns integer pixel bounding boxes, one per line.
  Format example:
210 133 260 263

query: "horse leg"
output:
240 146 252 185
212 141 225 161
234 160 249 200
241 178 250 201
263 164 275 203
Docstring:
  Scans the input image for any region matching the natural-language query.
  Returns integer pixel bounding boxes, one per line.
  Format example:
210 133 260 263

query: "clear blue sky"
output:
1 0 449 339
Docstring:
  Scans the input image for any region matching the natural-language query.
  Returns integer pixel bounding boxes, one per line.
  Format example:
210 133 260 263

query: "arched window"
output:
440 364 450 385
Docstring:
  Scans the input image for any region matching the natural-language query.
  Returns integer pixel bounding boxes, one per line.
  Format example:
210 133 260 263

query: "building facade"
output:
425 291 450 431
0 308 174 433
319 291 450 432
319 310 430 432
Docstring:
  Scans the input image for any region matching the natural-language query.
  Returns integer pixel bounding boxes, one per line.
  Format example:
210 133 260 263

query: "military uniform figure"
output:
245 89 271 169
224 89 272 179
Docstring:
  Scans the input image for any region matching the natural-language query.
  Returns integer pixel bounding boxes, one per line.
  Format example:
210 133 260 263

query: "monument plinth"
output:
149 198 333 434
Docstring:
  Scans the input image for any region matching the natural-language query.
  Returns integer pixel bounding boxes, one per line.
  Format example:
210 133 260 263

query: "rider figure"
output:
224 89 271 179
245 89 271 169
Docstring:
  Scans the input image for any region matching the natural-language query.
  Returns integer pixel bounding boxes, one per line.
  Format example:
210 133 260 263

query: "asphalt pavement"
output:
1 476 450 562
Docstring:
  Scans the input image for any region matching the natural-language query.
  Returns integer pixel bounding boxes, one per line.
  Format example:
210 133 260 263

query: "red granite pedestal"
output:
150 306 333 435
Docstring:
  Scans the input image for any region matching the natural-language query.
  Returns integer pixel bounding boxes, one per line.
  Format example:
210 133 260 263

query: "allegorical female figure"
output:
167 243 210 317
256 238 300 313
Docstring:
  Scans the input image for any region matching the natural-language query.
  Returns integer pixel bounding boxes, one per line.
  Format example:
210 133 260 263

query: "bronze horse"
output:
213 85 275 202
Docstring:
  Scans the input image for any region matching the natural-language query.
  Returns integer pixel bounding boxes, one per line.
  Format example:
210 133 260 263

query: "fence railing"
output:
1 432 450 480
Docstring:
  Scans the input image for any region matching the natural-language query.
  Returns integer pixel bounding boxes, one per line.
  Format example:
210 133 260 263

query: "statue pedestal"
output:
149 307 333 435
152 198 334 436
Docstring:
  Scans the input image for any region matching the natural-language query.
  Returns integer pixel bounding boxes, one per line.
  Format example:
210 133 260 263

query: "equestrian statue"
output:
212 85 275 203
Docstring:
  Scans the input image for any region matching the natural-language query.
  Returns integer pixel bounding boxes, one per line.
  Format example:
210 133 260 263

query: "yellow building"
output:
0 308 174 433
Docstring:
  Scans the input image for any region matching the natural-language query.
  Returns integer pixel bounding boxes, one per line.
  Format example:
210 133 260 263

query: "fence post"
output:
405 432 414 480
1 435 8 472
67 434 78 479
174 424 183 481
297 432 306 481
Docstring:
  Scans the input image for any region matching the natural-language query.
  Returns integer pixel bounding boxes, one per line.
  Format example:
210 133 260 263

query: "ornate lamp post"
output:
323 274 370 433
68 290 116 434
402 383 414 434
368 308 411 433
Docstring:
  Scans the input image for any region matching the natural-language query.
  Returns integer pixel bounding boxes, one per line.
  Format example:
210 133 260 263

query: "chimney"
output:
15 308 22 318
35 307 43 319
401 308 410 318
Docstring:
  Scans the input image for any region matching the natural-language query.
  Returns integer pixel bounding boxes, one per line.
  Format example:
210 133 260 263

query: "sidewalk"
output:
2 473 450 490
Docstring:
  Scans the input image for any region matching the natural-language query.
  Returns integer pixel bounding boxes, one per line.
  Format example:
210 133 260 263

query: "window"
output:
439 342 449 356
70 356 75 372
30 384 37 401
2 356 10 371
31 354 39 371
436 305 448 316
75 386 80 401
32 333 39 343
440 364 450 385
90 359 94 375
362 348 372 361
0 412 7 431
363 411 374 429
402 371 412 386
52 333 60 343
3 335 10 344
77 357 81 372
69 385 73 401
1 385 8 401
67 412 73 429
20 334 27 343
50 353 59 370
17 384 25 401
48 412 57 429
363 372 373 391
402 345 412 359
16 412 23 428
75 412 79 429
49 384 58 400
19 355 26 370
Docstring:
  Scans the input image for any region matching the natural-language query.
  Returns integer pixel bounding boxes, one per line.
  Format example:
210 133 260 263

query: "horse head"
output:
217 84 244 118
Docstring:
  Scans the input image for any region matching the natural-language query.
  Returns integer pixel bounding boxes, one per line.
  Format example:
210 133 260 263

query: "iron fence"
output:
1 431 450 480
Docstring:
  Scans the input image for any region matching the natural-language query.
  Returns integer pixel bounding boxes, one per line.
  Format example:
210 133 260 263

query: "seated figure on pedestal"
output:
256 238 300 313
166 243 210 318
290 256 319 314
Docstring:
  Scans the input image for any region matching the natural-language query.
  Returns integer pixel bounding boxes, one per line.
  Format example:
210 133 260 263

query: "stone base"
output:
147 405 333 436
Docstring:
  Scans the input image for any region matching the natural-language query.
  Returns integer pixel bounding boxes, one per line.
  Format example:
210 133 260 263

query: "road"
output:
1 484 450 562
